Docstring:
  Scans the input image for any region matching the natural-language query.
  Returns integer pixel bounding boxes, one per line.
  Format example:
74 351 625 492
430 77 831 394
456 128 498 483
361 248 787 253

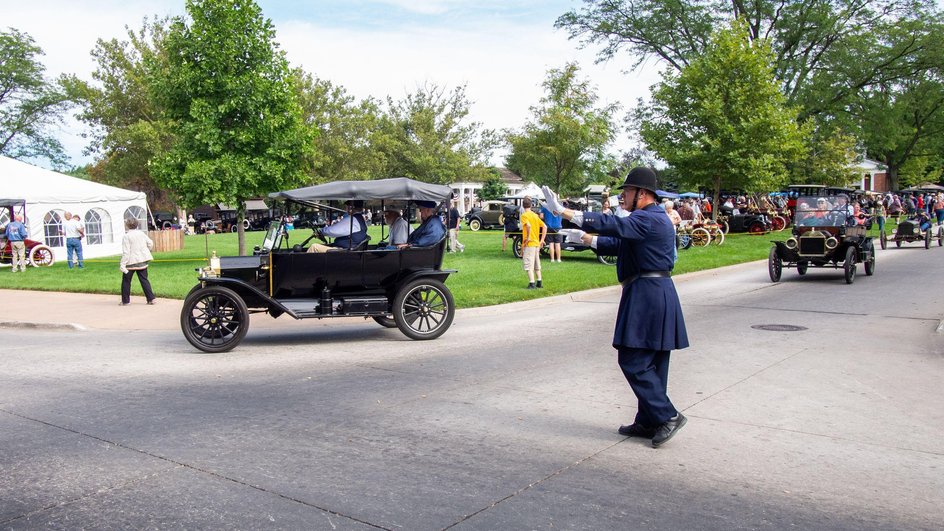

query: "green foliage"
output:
378 84 498 184
295 71 389 182
787 124 859 186
477 171 508 201
151 0 314 254
637 21 804 205
75 17 177 210
505 62 618 196
0 28 77 167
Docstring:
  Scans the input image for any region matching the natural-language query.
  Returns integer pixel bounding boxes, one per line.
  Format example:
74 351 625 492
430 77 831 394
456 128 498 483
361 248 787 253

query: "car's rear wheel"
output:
512 235 523 258
468 219 482 231
711 229 725 246
691 228 711 247
768 247 782 282
29 245 55 267
843 246 856 284
771 215 787 231
879 230 887 250
925 229 932 249
181 286 249 353
393 278 454 340
721 220 729 234
797 261 808 275
748 222 766 235
939 227 943 247
677 233 692 250
597 253 617 265
372 315 397 328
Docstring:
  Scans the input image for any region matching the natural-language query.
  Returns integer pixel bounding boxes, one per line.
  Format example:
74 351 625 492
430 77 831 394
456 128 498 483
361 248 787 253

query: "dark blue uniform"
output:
582 203 688 428
408 215 446 247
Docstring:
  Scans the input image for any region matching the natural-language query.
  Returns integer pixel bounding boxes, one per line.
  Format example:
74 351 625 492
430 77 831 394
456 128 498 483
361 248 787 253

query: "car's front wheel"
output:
597 253 617 265
468 218 482 231
29 245 55 267
864 241 876 276
797 261 808 275
768 247 782 282
879 230 887 250
925 228 932 249
393 278 455 340
843 246 856 284
181 286 249 353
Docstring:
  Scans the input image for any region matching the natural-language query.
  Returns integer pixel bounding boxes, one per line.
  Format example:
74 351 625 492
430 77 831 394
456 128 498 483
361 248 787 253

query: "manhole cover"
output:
751 324 808 332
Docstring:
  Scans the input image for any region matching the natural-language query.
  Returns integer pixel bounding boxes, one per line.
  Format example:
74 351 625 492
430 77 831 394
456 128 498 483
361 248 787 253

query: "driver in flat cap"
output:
307 200 369 252
542 167 689 448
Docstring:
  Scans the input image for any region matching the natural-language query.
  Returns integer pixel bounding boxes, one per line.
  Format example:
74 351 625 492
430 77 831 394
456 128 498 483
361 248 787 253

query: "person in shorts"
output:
519 197 546 289
541 200 563 262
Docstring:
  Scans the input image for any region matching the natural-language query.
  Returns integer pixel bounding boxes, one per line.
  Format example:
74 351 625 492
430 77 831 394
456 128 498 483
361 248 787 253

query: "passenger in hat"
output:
382 205 411 247
541 167 689 448
307 199 369 252
403 200 446 248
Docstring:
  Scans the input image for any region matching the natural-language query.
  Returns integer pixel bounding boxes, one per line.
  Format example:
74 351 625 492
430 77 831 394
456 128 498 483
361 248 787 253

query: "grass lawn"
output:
0 222 895 308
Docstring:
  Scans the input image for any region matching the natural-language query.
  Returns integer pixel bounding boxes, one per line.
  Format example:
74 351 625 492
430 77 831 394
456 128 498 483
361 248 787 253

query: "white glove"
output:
560 229 586 243
541 185 565 215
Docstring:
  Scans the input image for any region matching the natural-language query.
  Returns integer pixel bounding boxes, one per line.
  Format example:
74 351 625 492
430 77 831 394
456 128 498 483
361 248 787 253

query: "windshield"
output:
261 220 283 251
794 196 852 227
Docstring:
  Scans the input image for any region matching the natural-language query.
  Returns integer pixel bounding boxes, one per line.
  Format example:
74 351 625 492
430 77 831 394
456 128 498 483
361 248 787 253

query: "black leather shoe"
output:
618 422 655 438
651 413 687 448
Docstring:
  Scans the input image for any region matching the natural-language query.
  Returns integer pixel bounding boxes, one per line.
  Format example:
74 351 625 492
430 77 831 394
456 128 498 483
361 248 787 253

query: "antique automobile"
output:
465 200 516 231
881 212 943 250
0 199 55 268
768 194 875 284
509 227 617 265
180 178 456 353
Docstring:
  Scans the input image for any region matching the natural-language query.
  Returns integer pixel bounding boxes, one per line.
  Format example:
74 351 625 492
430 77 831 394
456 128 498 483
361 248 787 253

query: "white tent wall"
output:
0 156 148 264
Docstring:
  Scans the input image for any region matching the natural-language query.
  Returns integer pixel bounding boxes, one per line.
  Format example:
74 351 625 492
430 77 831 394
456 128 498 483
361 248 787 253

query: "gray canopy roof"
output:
270 177 453 203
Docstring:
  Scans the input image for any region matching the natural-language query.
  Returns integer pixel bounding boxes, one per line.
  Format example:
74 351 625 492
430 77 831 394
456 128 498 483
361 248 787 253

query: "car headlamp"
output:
785 237 798 250
825 237 838 249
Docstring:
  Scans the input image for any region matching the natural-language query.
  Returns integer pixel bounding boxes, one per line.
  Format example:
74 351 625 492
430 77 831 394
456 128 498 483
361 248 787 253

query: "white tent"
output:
505 182 543 199
0 155 148 262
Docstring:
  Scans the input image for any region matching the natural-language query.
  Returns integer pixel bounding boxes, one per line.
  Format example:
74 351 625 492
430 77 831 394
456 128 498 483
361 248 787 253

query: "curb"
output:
0 321 87 332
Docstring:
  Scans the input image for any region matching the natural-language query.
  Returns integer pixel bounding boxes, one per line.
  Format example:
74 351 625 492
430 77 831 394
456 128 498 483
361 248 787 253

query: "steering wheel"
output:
315 228 328 244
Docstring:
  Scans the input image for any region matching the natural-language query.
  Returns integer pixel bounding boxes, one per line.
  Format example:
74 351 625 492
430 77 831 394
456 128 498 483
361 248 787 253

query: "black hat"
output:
345 200 365 208
618 167 659 193
415 200 437 209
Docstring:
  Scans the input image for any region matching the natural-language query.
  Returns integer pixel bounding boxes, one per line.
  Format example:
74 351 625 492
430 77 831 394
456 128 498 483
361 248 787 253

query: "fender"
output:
199 277 291 315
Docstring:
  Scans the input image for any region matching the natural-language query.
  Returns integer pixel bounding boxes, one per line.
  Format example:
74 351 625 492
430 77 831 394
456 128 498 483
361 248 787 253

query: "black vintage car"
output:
768 194 875 284
881 212 943 249
180 178 456 353
465 200 516 231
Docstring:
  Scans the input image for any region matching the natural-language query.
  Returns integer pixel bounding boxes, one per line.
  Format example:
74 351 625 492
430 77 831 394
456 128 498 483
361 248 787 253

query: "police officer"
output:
542 167 689 448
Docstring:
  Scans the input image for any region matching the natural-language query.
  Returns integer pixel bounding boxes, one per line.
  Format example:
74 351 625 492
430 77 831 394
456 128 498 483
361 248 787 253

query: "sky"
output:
2 0 661 169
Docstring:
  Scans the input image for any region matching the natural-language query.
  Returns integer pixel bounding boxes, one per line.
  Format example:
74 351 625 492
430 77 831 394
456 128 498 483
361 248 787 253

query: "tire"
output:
597 253 617 265
372 315 397 328
895 238 902 248
748 222 766 235
864 242 875 276
712 229 725 246
771 216 787 231
797 261 808 275
768 247 782 282
180 286 249 353
468 218 482 231
691 228 711 247
925 229 931 249
879 230 887 250
677 233 692 250
843 246 856 284
512 235 523 258
28 245 55 267
721 220 729 234
161 220 173 230
230 225 238 233
393 278 455 340
939 227 943 247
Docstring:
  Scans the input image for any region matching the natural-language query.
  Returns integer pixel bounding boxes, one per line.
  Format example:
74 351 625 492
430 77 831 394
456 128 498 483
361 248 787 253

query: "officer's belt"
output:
621 270 671 287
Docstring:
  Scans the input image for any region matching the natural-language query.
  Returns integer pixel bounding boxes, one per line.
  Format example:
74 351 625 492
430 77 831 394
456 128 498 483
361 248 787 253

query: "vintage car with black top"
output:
768 194 875 284
180 178 456 353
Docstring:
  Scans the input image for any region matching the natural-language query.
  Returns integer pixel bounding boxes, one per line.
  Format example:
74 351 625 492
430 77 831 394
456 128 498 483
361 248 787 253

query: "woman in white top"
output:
119 217 156 305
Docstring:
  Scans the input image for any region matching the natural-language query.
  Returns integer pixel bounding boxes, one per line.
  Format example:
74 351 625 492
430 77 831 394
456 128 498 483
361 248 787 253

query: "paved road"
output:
1 245 943 530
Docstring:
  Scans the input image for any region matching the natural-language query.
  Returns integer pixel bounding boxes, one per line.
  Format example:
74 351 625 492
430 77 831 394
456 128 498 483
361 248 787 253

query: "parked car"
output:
0 199 55 268
768 194 875 284
179 177 457 353
465 200 516 231
881 212 943 249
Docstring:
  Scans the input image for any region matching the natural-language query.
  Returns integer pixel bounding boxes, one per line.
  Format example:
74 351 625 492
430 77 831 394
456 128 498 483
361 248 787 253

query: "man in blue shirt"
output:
4 214 29 272
404 201 446 248
540 201 563 262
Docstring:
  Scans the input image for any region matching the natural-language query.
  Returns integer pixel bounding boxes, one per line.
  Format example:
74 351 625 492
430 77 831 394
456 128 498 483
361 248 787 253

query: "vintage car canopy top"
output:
270 177 453 203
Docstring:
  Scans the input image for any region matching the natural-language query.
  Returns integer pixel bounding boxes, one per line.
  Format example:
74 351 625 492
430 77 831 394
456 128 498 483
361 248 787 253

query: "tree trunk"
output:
884 157 900 192
712 176 722 221
237 202 246 256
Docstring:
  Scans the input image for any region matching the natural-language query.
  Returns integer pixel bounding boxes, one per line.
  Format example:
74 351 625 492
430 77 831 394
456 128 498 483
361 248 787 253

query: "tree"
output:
636 21 804 214
74 17 177 210
505 63 618 196
295 71 389 182
0 28 77 167
476 171 508 201
379 83 497 184
152 0 314 255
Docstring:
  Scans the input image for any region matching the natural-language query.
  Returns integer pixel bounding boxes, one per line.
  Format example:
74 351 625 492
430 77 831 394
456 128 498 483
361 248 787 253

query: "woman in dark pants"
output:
119 217 156 306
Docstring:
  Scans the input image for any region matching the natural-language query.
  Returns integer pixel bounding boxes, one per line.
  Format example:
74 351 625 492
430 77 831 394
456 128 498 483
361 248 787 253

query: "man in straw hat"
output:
542 167 689 448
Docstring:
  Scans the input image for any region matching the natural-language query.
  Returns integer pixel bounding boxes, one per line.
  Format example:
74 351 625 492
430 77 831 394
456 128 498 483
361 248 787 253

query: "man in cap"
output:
542 167 689 448
404 201 446 248
307 200 368 252
830 194 855 226
382 205 411 247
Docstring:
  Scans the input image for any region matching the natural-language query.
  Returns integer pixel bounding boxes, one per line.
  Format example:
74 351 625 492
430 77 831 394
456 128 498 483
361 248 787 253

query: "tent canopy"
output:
270 177 453 203
0 155 145 203
505 182 543 199
217 199 269 212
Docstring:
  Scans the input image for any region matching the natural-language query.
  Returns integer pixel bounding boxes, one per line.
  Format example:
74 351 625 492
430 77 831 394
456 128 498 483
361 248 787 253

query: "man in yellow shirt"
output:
520 197 547 289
